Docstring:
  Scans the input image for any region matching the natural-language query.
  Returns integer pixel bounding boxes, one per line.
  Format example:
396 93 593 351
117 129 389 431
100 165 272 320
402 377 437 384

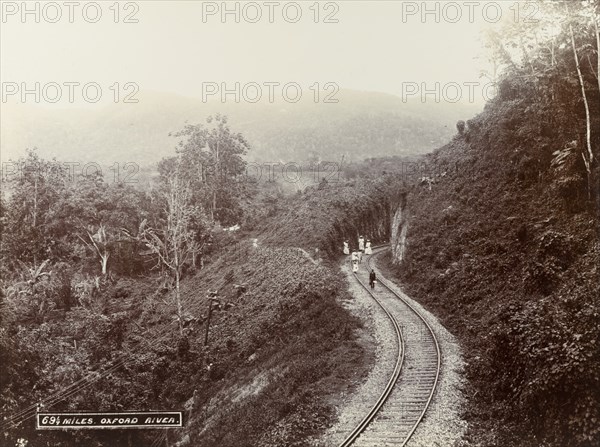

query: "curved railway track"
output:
339 248 441 447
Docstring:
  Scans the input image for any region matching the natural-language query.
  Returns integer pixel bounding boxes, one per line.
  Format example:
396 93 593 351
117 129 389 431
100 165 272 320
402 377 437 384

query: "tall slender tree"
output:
567 2 596 196
141 169 207 334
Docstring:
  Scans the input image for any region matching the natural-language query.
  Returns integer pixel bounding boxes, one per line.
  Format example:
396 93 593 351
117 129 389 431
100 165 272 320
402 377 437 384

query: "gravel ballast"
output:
371 259 468 447
312 254 467 446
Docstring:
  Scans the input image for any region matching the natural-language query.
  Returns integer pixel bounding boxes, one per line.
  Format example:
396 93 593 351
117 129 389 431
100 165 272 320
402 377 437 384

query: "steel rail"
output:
338 255 405 447
339 247 441 447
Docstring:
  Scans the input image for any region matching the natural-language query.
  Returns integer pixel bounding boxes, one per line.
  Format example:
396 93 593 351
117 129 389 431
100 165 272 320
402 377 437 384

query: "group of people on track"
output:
344 235 377 289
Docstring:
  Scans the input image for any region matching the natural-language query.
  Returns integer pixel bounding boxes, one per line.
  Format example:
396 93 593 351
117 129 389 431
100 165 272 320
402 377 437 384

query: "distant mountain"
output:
1 89 481 166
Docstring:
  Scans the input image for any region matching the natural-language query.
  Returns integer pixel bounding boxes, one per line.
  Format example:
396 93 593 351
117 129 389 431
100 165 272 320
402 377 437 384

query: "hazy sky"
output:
0 1 508 108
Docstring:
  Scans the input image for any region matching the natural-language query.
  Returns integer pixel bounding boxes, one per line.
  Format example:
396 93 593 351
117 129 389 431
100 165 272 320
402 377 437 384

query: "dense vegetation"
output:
384 3 600 446
257 175 406 255
0 115 253 445
0 110 406 446
2 2 598 446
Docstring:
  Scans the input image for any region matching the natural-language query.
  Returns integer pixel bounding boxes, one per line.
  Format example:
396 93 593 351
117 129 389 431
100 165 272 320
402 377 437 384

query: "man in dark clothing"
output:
369 269 377 289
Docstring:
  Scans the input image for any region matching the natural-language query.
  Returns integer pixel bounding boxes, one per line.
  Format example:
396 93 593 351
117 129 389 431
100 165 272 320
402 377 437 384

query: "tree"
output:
141 172 207 334
77 224 111 276
45 171 149 277
481 0 598 200
6 260 54 323
566 1 597 197
1 149 69 268
171 114 250 225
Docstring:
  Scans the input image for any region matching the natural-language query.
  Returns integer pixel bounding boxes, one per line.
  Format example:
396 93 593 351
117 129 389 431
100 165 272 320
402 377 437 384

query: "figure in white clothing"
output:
352 259 359 273
351 251 359 262
365 240 372 255
358 235 365 252
343 241 350 255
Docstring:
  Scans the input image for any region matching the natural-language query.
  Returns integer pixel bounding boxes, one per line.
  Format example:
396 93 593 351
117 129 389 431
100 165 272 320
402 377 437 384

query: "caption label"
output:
36 412 183 429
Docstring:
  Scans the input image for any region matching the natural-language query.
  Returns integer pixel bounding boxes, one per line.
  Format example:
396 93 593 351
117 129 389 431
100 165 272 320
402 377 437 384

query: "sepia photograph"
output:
0 1 598 446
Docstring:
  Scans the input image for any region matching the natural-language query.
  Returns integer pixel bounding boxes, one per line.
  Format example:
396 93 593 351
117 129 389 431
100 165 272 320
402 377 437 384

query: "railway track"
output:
339 248 441 447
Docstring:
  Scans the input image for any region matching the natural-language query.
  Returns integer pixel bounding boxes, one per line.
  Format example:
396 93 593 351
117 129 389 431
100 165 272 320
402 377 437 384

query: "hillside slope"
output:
385 83 599 446
1 173 411 447
1 90 478 165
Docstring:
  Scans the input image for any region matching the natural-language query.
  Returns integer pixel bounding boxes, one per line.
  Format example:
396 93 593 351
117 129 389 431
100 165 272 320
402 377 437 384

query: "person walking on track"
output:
369 269 377 289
